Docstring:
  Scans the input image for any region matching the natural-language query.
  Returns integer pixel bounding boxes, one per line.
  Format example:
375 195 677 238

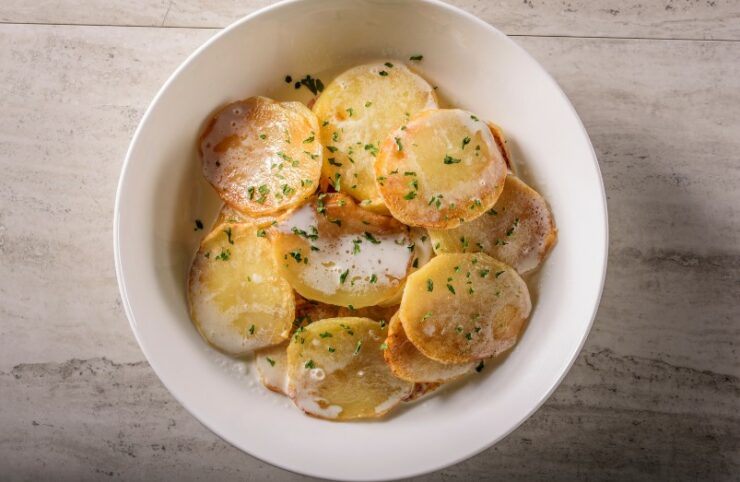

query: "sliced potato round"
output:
271 193 413 308
403 382 441 402
214 203 292 229
428 175 556 274
385 314 474 383
286 317 413 420
256 295 340 395
200 96 321 216
399 253 531 363
188 223 295 356
312 62 438 211
375 109 508 229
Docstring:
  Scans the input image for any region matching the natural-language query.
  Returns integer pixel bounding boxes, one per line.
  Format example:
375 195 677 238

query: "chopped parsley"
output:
426 279 434 292
364 143 379 157
395 137 403 152
369 274 378 284
479 269 490 278
256 228 267 238
443 154 461 165
223 227 234 244
339 269 349 284
364 232 381 244
304 359 315 369
462 136 471 149
298 75 324 95
379 70 389 76
319 331 333 338
248 324 255 335
495 270 505 278
354 340 363 355
215 249 230 261
266 357 275 366
409 54 424 61
194 219 203 231
447 284 456 294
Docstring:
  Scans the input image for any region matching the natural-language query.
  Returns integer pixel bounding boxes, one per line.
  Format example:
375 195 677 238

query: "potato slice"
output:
428 175 556 274
271 193 413 308
200 96 321 216
375 109 508 229
399 253 531 363
214 203 291 229
255 295 340 395
188 223 295 356
312 62 438 211
286 317 413 420
385 314 474 383
404 382 441 402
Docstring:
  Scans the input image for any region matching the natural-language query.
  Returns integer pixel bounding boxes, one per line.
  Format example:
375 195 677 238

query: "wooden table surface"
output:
1 1 738 480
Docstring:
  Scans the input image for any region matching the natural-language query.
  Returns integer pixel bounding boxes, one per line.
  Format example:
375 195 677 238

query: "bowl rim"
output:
113 0 609 479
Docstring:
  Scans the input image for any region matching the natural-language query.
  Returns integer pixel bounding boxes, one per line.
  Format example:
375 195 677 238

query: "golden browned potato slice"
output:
403 382 441 402
188 223 295 356
312 62 438 212
428 175 556 274
200 96 321 216
255 295 340 395
271 193 413 308
375 109 508 229
214 203 291 229
399 253 531 363
286 317 413 420
385 314 474 383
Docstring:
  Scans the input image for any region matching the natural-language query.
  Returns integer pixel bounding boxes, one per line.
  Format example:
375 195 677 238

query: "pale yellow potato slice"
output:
399 253 531 363
286 317 413 420
214 203 291 229
385 314 474 383
312 62 438 211
428 175 556 274
375 109 508 229
200 96 321 216
271 193 413 308
188 223 295 356
255 295 340 395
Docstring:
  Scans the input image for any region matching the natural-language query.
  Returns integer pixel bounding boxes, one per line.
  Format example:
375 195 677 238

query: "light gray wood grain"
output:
0 17 738 482
1 0 739 40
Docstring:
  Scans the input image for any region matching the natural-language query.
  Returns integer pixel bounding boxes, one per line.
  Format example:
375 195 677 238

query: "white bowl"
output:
114 0 608 480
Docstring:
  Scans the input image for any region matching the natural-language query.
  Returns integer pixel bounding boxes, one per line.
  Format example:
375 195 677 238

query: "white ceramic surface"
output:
113 0 608 480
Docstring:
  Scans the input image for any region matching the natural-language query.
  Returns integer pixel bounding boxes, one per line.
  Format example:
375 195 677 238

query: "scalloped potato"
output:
188 223 295 356
312 62 438 212
188 62 556 421
375 109 507 229
286 317 413 420
385 314 474 383
200 96 322 216
399 253 531 363
429 175 556 273
271 193 413 308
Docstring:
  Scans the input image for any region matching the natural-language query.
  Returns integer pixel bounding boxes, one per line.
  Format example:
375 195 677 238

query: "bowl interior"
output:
115 0 607 480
